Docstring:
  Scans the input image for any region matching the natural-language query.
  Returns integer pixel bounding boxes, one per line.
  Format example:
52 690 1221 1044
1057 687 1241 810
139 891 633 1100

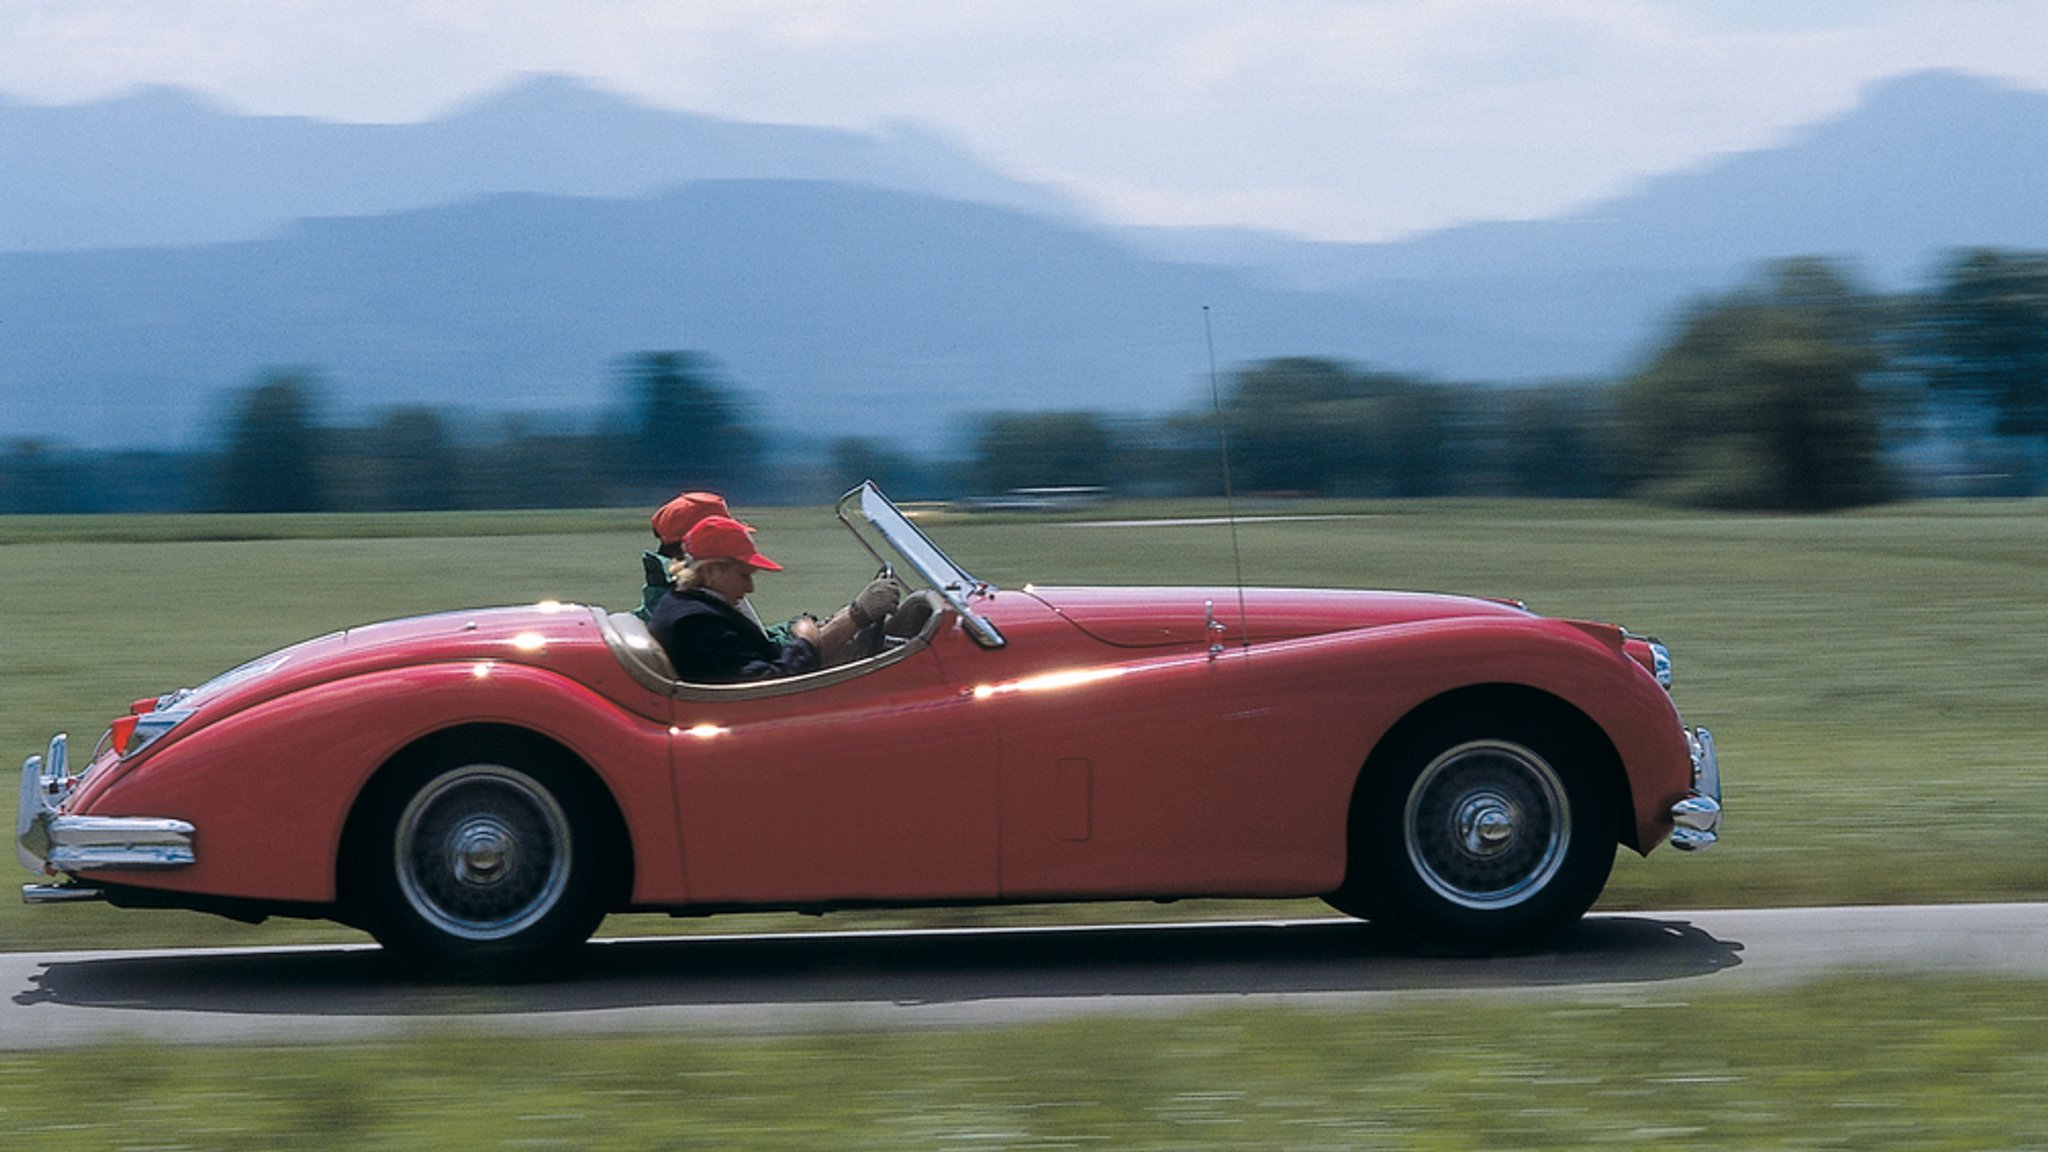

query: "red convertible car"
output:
20 484 1720 973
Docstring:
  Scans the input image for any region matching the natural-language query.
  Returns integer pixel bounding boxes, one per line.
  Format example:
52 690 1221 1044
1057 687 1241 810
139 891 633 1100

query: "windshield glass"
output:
838 482 1005 649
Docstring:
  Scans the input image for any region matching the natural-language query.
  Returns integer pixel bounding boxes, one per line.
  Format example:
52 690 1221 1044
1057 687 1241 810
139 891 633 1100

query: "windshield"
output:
837 482 1005 649
180 636 324 708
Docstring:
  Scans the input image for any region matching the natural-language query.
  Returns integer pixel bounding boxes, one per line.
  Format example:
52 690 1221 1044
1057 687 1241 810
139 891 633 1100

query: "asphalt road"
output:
6 903 2047 1049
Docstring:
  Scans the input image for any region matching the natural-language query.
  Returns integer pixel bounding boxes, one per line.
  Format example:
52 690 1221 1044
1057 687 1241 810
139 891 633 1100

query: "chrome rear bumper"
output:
18 734 196 882
23 882 107 904
1669 726 1722 851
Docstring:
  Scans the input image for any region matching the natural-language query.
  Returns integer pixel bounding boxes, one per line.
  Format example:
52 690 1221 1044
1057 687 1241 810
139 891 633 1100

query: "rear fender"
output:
65 661 679 905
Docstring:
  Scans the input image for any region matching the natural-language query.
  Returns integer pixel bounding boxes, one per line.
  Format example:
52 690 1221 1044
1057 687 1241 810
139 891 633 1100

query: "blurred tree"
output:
1372 376 1463 497
1927 249 2048 439
972 411 1119 493
344 406 459 511
1110 414 1213 498
458 413 611 510
617 352 763 498
1497 384 1625 498
211 372 330 512
827 436 935 499
1220 358 1463 496
1919 250 2048 492
91 450 203 513
0 440 90 513
1225 357 1355 494
1620 260 1892 509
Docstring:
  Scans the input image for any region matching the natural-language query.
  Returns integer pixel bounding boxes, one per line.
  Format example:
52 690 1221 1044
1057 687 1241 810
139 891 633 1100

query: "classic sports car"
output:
20 484 1720 973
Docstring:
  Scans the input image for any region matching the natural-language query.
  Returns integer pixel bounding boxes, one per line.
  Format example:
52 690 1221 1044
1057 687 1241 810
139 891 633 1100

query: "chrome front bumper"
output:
18 734 196 891
1668 726 1722 851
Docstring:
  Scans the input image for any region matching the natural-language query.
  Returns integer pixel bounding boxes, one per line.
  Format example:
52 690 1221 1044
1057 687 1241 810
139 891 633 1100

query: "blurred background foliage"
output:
4 248 2045 515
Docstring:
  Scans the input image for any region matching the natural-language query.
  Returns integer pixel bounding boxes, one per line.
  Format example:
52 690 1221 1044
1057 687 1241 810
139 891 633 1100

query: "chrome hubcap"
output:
452 820 515 886
394 764 571 941
1457 794 1518 854
1405 739 1570 910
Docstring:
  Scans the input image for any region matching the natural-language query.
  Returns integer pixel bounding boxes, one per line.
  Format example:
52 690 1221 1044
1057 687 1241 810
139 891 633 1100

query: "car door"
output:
668 633 1001 906
943 602 1350 902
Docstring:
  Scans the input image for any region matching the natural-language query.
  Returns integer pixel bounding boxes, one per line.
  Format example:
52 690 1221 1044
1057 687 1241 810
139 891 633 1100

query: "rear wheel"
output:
1332 717 1617 950
348 750 615 978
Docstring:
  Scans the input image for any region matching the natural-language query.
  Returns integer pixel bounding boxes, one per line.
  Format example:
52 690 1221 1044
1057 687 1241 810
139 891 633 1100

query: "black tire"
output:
1332 716 1617 950
347 748 616 978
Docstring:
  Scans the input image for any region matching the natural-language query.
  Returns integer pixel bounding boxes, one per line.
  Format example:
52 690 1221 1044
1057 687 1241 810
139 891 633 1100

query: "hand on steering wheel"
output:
851 575 903 627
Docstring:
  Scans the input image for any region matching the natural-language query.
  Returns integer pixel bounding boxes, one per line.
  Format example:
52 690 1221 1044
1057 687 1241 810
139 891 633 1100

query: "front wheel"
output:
1332 722 1617 950
347 752 615 978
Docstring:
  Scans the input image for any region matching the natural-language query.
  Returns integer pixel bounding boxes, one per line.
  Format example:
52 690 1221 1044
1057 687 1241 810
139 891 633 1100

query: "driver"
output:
652 516 900 682
639 489 903 663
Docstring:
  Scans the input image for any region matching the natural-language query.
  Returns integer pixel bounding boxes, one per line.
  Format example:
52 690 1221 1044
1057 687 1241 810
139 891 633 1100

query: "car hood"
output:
1015 586 1532 648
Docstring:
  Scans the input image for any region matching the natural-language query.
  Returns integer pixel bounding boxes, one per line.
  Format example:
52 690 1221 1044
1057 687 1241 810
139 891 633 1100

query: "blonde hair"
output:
671 557 741 592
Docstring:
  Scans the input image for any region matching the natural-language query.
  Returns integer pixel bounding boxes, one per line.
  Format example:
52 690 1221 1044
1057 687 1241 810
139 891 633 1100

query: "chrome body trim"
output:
1620 629 1673 689
1670 726 1722 851
19 732 197 875
16 735 69 875
129 708 195 756
22 883 107 904
42 816 198 870
1648 641 1673 689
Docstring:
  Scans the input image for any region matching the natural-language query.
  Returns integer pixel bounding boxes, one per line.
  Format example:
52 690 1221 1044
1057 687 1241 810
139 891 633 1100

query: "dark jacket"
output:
651 587 820 683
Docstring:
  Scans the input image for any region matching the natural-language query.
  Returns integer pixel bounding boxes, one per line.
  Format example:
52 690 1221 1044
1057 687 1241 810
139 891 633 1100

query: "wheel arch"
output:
1348 683 1639 857
335 721 635 920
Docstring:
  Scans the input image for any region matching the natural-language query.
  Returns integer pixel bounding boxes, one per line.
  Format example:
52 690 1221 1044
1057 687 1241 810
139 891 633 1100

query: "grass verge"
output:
4 974 2045 1149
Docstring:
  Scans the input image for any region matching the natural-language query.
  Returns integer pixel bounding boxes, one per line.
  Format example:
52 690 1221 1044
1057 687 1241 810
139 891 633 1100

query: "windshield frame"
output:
836 482 1006 649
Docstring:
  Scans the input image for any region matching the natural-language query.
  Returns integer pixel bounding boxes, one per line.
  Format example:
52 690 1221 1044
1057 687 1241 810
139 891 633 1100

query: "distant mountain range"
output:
4 70 2045 451
0 74 1084 251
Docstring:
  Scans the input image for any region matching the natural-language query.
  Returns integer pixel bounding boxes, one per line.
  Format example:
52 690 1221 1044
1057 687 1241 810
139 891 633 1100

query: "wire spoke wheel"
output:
1404 739 1569 910
1332 703 1618 950
393 764 573 941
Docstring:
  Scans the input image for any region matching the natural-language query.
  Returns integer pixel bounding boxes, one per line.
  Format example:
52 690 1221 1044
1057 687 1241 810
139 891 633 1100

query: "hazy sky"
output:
5 1 2046 242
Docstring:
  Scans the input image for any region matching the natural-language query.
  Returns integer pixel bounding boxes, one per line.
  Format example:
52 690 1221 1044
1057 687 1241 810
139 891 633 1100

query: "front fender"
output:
1250 613 1694 854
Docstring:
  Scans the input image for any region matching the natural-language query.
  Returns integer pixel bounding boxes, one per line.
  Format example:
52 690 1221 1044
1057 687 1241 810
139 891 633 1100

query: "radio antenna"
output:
1204 306 1250 653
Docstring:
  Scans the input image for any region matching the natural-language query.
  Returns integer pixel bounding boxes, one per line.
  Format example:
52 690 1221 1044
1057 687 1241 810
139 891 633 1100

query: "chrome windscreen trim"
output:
841 481 1007 650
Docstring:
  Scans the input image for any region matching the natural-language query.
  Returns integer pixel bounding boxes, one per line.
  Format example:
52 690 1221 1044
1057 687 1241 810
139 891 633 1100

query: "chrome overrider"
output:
18 733 196 904
1669 726 1722 851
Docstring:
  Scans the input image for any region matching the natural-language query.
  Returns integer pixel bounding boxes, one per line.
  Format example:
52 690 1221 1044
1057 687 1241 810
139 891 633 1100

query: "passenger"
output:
651 517 821 683
639 489 904 662
638 491 753 623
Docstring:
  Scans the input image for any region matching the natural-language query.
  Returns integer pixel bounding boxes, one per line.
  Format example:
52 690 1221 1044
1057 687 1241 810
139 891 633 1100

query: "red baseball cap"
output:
651 492 731 551
683 515 784 571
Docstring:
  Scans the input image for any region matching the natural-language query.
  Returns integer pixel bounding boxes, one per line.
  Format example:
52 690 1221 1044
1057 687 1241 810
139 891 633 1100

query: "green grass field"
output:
6 975 2047 1149
6 498 2048 953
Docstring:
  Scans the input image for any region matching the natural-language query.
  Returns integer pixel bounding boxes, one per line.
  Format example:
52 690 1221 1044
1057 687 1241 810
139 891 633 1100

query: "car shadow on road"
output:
13 915 1743 1018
